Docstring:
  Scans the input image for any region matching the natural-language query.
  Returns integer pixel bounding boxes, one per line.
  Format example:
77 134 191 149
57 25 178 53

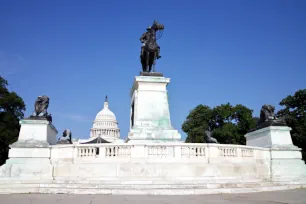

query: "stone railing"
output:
105 145 132 158
147 145 170 158
241 148 254 157
50 143 269 164
77 146 98 158
218 146 237 157
181 145 206 158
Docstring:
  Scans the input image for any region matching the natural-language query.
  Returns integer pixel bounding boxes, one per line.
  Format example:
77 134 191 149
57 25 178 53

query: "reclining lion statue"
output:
255 104 286 130
259 104 276 124
30 95 52 121
57 129 72 144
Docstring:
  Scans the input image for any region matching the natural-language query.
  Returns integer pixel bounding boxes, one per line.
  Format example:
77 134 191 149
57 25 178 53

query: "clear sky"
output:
1 0 305 140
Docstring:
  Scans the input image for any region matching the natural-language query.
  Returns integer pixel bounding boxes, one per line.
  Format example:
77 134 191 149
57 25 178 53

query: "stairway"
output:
0 178 305 195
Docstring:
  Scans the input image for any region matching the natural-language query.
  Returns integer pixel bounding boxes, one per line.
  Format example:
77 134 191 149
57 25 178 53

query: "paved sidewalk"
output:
0 189 306 204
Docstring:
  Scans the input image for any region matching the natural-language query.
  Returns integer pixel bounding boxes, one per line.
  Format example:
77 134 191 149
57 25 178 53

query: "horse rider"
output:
140 26 161 59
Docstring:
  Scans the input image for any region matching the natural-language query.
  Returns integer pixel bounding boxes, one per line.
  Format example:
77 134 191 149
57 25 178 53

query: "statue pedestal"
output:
11 119 58 147
245 126 295 148
245 126 306 181
3 119 58 179
127 75 181 143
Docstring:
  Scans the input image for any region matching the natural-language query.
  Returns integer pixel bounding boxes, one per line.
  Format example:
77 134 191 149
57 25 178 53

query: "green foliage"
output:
182 105 211 143
277 89 306 161
0 76 26 165
182 103 256 144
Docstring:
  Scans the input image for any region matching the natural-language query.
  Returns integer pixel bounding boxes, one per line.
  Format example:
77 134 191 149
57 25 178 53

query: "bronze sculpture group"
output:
140 20 164 73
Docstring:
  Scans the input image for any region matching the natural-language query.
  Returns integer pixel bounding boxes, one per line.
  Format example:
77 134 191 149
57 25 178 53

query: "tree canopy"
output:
277 89 306 160
0 76 25 165
182 103 256 144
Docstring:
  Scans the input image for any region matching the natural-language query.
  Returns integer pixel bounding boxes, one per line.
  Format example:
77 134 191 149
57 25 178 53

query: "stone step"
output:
0 184 305 195
0 178 268 185
1 179 305 195
0 182 276 189
0 181 303 189
0 177 267 184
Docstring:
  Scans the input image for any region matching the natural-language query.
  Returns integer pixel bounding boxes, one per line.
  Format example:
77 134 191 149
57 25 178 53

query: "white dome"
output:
90 96 120 140
95 101 116 121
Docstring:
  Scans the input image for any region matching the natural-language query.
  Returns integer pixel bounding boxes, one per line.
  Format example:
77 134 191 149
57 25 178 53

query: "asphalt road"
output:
0 189 306 204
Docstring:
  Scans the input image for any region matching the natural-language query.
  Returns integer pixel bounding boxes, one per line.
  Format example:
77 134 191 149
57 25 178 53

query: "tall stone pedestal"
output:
11 119 58 147
1 119 58 179
127 75 181 143
245 126 306 181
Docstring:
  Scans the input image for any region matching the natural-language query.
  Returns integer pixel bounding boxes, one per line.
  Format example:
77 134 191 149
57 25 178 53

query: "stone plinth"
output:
2 119 58 179
11 119 58 147
270 147 306 181
127 75 181 143
245 126 306 181
245 126 294 148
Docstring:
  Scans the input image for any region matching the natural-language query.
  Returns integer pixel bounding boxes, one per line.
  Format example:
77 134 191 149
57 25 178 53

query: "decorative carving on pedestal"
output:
57 129 72 144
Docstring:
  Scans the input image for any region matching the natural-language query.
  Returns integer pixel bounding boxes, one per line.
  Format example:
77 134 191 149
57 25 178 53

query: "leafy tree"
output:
277 89 306 160
0 76 25 165
182 105 212 143
182 103 256 144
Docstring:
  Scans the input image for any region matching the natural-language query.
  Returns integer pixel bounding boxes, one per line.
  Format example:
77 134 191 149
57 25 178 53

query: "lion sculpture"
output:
256 104 286 130
259 104 276 123
30 95 52 122
57 129 72 144
31 95 49 117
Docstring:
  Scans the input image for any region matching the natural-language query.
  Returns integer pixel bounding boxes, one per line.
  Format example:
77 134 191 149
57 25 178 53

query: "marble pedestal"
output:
127 75 181 143
1 119 58 179
245 126 294 148
245 126 306 181
11 119 58 147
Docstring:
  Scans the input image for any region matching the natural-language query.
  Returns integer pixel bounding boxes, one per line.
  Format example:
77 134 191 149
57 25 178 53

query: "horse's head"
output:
152 20 164 31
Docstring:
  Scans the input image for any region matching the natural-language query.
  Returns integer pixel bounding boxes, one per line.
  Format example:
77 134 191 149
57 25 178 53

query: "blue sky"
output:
1 0 305 140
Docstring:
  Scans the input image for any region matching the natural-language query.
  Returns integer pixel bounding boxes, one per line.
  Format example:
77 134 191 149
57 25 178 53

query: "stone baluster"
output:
90 148 93 157
116 146 119 156
175 145 181 159
237 147 242 158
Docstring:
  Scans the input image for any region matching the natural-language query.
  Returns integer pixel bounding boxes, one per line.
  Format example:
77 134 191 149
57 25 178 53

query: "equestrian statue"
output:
140 20 164 72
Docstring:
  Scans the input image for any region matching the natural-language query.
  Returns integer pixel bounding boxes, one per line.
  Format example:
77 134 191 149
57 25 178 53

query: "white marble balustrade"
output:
50 143 269 163
77 147 98 158
105 145 132 158
181 145 206 158
218 147 238 157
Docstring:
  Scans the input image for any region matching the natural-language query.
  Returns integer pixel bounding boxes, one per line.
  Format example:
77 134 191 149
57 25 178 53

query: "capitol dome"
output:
90 96 120 141
95 102 116 121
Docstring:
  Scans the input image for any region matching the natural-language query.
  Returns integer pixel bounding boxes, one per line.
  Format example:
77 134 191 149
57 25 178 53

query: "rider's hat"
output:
146 26 151 31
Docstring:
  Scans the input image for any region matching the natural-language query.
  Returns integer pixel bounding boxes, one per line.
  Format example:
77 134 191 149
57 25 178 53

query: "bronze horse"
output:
140 21 164 72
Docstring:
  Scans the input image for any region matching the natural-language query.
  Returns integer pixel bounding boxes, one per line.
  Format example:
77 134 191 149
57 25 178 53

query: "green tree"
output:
182 103 256 144
182 105 212 143
0 76 26 165
277 89 306 160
